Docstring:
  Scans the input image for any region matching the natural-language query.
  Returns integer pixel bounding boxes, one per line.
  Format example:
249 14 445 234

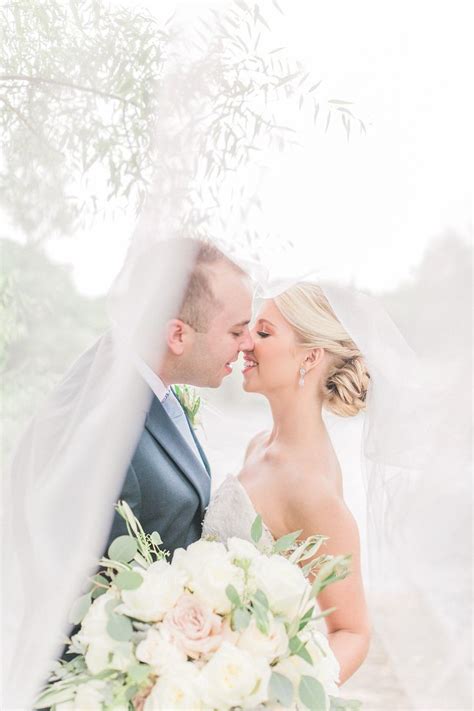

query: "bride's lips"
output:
242 356 258 375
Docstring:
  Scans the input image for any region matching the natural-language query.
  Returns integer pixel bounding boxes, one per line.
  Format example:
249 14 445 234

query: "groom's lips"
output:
224 359 237 375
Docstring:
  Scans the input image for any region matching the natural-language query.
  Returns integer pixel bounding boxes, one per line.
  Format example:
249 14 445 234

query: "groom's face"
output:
183 265 254 387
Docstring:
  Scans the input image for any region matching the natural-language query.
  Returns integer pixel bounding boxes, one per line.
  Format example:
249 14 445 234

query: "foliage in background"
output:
1 0 166 241
1 0 362 244
1 238 107 462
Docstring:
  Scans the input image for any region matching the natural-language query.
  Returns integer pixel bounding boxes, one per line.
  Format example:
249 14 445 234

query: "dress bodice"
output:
202 474 274 551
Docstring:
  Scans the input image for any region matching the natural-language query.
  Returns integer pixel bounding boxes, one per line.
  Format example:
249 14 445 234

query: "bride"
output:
203 282 372 684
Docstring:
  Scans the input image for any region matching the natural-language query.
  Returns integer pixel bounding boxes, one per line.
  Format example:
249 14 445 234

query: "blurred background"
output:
1 1 472 708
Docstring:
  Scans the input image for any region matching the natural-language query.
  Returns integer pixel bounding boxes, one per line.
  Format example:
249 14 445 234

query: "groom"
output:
105 241 254 555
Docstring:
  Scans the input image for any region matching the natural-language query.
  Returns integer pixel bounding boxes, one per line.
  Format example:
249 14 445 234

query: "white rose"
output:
173 540 245 614
144 662 203 710
118 559 186 622
200 641 271 709
303 627 340 695
227 536 262 563
76 592 133 674
136 627 187 673
251 555 310 620
236 614 288 661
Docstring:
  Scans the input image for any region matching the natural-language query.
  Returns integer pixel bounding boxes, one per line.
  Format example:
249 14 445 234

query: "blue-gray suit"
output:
106 392 211 556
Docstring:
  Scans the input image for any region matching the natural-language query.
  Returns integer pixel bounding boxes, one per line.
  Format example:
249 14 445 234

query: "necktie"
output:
161 390 204 466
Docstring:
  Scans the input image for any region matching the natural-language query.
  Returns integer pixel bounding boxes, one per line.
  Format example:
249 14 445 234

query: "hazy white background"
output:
47 0 472 295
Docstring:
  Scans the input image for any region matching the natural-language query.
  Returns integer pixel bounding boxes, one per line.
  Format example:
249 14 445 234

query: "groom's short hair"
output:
179 241 246 332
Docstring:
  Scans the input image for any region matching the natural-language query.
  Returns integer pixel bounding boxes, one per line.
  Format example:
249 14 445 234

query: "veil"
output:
2 2 471 710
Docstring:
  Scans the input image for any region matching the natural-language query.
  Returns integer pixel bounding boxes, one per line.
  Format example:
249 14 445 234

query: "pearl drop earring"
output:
299 367 306 387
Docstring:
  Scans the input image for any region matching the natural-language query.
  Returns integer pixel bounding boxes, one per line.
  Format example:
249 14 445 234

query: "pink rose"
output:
162 593 225 659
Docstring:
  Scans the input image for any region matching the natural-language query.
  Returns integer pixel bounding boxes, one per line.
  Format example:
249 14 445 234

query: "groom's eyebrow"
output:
232 320 251 327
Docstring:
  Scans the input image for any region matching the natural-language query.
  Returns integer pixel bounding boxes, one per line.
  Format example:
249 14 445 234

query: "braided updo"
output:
274 283 370 417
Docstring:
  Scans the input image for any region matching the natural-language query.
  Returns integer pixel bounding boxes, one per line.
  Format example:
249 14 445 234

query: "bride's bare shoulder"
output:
243 430 270 462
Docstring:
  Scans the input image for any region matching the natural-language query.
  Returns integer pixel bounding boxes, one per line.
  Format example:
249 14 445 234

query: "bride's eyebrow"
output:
258 318 275 328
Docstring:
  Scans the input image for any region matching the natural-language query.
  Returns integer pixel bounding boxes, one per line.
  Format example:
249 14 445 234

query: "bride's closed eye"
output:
257 331 270 338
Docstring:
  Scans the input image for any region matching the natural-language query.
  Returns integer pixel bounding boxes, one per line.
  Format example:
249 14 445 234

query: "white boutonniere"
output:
172 384 202 429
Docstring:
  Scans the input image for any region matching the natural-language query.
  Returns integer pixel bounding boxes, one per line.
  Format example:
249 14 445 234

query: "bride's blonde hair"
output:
274 283 370 417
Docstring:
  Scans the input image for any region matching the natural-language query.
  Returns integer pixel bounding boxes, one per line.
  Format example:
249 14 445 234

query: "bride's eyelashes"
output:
257 331 270 338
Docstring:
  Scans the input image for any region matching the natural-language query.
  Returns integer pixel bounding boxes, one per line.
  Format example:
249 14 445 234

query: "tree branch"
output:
0 74 139 107
0 97 64 156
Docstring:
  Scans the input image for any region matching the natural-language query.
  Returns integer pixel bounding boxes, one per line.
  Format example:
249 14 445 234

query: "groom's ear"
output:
304 347 325 371
166 318 190 356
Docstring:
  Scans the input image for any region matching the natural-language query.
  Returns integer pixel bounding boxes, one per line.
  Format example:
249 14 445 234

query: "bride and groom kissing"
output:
101 239 371 686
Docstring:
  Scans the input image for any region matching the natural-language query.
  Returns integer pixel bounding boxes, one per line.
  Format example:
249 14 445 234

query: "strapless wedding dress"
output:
202 474 274 551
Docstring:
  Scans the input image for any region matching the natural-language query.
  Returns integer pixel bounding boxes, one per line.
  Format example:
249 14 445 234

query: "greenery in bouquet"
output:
35 502 361 710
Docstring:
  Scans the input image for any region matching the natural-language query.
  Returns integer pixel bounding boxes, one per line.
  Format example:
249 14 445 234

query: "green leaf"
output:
226 584 242 607
114 570 143 590
108 535 138 563
252 600 269 635
68 592 91 625
107 613 133 641
251 514 263 544
33 685 75 708
125 684 140 701
127 663 152 684
299 675 327 710
298 606 315 631
151 531 162 546
273 529 303 553
91 585 107 599
232 607 251 631
269 671 294 707
329 696 362 710
253 589 269 610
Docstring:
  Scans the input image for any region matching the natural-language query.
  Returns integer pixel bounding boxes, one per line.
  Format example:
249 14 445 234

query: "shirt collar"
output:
134 357 169 403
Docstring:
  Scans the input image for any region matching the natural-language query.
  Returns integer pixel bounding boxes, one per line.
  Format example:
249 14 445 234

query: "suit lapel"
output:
145 396 210 514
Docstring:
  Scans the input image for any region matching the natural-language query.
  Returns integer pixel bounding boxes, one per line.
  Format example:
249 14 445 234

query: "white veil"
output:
2 3 471 710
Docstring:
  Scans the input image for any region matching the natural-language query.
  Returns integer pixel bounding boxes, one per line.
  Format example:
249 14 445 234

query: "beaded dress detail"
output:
202 474 274 551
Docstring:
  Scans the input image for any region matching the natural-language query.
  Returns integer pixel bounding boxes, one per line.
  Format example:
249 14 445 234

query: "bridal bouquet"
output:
36 503 360 711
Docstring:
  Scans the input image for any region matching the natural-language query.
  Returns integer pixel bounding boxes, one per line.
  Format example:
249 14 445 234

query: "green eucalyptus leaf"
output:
108 535 138 563
250 514 263 544
114 570 143 590
91 585 107 600
273 529 302 553
299 675 327 711
253 589 269 610
127 662 153 684
226 584 242 607
269 671 293 707
232 607 251 631
68 591 91 625
107 613 133 641
329 696 362 710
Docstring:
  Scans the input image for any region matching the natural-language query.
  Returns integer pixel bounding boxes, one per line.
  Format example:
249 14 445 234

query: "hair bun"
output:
324 356 370 417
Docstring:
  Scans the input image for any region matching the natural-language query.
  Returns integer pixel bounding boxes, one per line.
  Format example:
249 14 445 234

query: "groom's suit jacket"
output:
106 390 211 556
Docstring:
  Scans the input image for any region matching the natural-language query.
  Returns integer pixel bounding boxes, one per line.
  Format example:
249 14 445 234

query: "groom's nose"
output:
239 328 254 352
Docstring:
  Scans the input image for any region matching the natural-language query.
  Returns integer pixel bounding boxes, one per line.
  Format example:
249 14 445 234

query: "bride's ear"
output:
303 347 325 372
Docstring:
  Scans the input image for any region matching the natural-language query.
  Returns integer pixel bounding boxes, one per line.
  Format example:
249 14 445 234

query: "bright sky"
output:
46 0 472 295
